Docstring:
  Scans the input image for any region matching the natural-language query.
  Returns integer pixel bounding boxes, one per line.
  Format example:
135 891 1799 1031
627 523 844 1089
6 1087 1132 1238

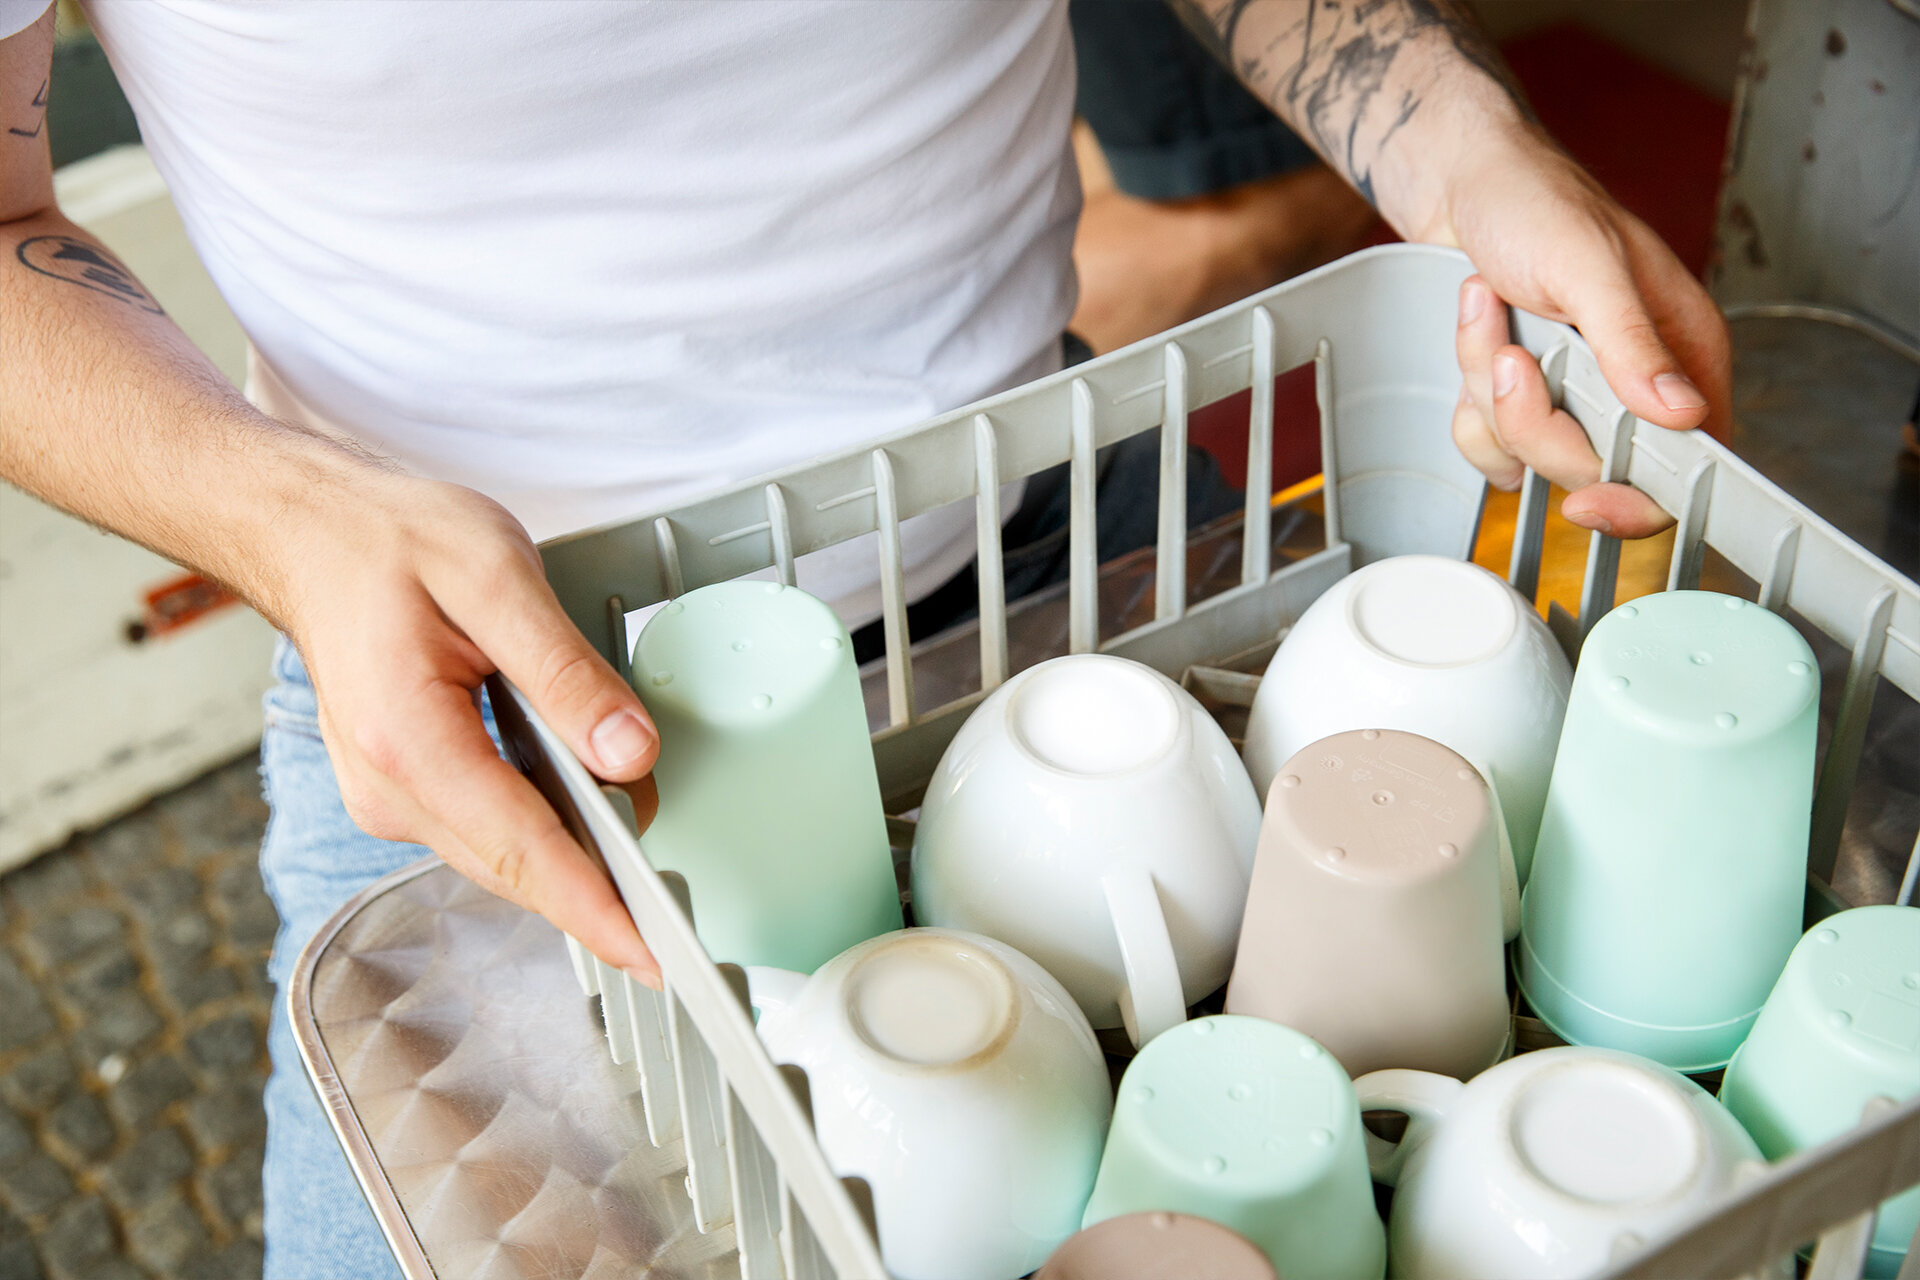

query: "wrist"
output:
1374 103 1541 247
207 416 406 629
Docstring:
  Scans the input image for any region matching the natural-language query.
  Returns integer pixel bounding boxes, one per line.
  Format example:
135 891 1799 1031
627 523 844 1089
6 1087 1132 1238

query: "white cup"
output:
1354 1046 1780 1280
1242 555 1571 891
910 654 1263 1046
751 928 1113 1280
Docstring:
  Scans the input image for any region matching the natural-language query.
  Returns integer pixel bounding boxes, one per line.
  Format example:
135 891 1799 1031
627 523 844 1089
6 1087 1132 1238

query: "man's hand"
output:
2 11 661 983
1168 0 1732 538
276 465 665 986
1435 130 1731 538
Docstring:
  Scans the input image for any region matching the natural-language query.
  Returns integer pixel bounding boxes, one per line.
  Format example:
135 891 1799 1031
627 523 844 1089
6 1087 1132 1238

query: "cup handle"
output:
1101 868 1187 1049
1352 1067 1464 1186
1468 757 1521 942
743 965 809 1032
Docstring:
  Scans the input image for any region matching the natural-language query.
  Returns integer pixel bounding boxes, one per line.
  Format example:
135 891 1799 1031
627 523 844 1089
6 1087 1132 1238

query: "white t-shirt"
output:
15 0 1081 622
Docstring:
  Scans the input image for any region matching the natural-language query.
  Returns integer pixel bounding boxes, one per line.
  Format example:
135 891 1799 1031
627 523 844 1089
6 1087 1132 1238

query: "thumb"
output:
1557 254 1710 434
461 567 659 781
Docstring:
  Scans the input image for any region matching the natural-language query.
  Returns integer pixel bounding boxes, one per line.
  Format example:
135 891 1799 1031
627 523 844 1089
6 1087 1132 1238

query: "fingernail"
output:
1459 281 1487 327
1653 372 1707 412
1569 512 1615 535
1492 353 1518 399
591 710 653 771
624 964 663 992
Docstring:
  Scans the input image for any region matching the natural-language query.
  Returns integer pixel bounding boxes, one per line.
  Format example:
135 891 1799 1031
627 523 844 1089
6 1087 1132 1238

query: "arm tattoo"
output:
7 76 47 138
1402 0 1530 102
16 235 166 314
1166 0 1534 208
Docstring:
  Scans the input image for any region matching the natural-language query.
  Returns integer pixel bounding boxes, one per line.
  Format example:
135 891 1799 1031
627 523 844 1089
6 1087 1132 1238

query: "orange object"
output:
133 572 238 640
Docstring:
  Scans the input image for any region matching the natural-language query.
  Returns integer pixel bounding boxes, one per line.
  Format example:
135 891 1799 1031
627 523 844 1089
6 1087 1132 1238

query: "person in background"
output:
0 1 1728 1273
1068 0 1379 354
859 0 1377 661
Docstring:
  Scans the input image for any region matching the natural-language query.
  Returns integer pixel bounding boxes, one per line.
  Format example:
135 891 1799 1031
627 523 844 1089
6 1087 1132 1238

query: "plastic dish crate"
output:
486 245 1920 1280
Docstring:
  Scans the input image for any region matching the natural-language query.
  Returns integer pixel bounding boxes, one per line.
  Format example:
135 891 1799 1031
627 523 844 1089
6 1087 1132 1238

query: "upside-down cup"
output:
1356 1046 1779 1280
1518 591 1819 1071
1242 555 1571 888
1081 1015 1386 1280
1036 1212 1277 1280
631 580 902 972
1226 728 1510 1080
911 655 1262 1048
1719 905 1920 1278
751 928 1112 1280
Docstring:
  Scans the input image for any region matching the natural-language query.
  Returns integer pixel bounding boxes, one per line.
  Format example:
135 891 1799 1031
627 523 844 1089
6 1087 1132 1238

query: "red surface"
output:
1503 25 1731 280
1194 23 1732 491
1189 365 1322 500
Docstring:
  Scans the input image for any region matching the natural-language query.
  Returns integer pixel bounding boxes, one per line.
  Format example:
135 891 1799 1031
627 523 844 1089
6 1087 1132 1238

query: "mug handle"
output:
1101 867 1187 1049
1352 1067 1464 1186
743 965 809 1032
1468 757 1521 942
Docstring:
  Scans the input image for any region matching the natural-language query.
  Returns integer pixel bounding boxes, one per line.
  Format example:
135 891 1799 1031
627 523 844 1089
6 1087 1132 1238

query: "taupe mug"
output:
1226 728 1510 1079
1036 1212 1278 1280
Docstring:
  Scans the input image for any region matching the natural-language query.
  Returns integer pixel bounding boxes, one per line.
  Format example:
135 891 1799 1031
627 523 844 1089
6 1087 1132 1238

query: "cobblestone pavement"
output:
0 755 274 1280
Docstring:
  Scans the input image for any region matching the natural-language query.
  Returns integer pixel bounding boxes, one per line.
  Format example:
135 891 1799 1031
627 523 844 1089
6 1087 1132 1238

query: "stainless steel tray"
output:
289 857 741 1280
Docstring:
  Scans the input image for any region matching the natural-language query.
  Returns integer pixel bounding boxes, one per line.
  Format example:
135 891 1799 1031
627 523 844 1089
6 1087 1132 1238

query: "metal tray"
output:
289 857 740 1280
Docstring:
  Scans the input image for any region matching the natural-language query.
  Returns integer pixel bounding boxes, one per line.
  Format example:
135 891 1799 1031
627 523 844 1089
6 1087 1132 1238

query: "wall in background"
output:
1711 0 1920 347
1474 0 1751 102
0 148 274 873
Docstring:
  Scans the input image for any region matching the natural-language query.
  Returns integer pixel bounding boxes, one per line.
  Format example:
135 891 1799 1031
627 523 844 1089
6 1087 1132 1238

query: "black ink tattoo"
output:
7 77 47 138
1404 0 1529 105
16 236 166 314
1164 0 1535 210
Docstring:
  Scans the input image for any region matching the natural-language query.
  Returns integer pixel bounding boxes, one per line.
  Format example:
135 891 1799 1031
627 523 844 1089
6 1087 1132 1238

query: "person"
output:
1068 0 1381 354
0 1 1729 1273
850 0 1379 660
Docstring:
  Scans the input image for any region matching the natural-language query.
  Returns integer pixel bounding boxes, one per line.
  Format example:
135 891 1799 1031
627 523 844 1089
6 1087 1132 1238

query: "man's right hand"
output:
276 465 665 986
2 8 661 985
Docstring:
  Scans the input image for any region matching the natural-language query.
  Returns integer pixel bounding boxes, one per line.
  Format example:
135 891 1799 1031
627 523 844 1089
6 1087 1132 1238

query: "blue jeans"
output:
259 638 426 1280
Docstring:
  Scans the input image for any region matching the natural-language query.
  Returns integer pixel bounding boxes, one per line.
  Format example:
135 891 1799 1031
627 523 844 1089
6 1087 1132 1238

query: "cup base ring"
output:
1516 932 1760 1073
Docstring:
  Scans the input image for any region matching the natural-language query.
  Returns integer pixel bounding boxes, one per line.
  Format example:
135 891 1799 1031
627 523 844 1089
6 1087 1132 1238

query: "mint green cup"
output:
1082 1015 1386 1280
1518 591 1818 1071
1720 905 1920 1278
631 581 902 972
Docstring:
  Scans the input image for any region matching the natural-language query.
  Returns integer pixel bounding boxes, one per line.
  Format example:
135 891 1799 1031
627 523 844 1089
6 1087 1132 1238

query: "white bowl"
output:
1243 555 1571 884
910 654 1262 1046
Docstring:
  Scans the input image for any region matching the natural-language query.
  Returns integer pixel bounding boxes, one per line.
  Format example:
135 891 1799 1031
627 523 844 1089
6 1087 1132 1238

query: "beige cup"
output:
1036 1212 1277 1280
1225 729 1510 1079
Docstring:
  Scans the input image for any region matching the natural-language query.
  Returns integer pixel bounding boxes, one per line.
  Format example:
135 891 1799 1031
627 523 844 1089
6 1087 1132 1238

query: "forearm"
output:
0 207 388 627
1166 0 1539 243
